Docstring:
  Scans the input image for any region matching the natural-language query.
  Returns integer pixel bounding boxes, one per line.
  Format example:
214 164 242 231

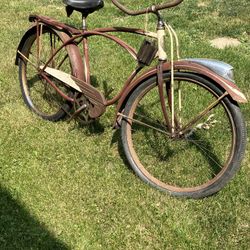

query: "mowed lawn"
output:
0 0 249 249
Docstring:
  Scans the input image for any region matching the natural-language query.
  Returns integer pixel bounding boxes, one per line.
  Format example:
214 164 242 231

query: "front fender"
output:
114 60 247 126
15 24 85 80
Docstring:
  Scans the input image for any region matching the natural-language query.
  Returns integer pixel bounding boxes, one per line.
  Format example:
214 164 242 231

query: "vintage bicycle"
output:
15 0 247 198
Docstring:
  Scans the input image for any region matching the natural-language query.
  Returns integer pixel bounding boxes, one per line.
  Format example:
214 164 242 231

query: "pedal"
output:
68 103 88 122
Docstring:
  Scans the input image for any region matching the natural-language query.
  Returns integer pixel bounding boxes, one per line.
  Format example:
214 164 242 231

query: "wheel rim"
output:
124 75 236 193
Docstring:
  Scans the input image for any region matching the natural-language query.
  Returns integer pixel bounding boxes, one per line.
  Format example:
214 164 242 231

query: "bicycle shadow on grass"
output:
70 119 105 135
0 185 69 249
90 76 114 100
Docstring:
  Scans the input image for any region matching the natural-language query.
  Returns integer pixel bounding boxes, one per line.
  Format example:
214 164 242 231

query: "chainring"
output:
73 94 95 125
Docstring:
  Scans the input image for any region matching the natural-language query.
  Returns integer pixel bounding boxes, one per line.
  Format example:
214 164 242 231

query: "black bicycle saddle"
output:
63 0 104 17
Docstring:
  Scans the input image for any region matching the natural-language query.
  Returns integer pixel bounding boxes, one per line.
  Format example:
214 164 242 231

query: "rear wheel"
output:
18 25 74 121
121 72 246 198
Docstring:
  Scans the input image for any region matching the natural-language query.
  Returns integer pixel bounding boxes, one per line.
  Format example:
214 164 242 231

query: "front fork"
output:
157 61 181 136
157 60 171 131
156 20 177 136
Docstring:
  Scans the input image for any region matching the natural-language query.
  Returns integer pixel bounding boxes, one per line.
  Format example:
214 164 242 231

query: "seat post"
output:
82 14 87 30
81 13 91 84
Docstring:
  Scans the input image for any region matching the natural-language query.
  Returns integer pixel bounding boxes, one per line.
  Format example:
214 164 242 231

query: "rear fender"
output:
15 24 85 80
114 60 247 126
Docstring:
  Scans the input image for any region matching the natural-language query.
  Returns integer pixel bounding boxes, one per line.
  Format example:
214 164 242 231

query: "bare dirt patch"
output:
197 1 210 7
210 37 241 49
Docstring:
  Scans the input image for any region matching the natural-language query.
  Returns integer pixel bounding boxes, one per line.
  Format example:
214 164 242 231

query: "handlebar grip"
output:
111 0 184 16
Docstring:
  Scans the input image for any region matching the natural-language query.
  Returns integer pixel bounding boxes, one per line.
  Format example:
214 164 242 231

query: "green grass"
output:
0 0 249 249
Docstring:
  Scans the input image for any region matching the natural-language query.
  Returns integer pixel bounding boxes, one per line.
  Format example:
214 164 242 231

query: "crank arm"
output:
68 103 88 122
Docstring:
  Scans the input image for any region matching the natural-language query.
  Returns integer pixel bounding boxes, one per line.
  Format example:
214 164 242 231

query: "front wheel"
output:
121 72 246 198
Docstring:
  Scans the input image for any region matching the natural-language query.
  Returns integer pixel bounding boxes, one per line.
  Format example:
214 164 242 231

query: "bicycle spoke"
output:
133 109 168 130
119 112 170 136
56 54 69 70
50 32 56 68
36 24 43 66
185 137 224 173
28 51 46 66
178 92 229 135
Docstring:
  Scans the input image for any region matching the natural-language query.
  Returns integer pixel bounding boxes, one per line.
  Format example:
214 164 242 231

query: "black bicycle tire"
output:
121 72 246 198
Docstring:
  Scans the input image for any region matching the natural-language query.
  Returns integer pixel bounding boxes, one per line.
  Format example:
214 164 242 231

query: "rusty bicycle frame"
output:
16 0 247 137
14 0 249 198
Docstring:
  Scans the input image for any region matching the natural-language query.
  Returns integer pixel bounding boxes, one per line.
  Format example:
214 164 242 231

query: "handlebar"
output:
111 0 184 16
